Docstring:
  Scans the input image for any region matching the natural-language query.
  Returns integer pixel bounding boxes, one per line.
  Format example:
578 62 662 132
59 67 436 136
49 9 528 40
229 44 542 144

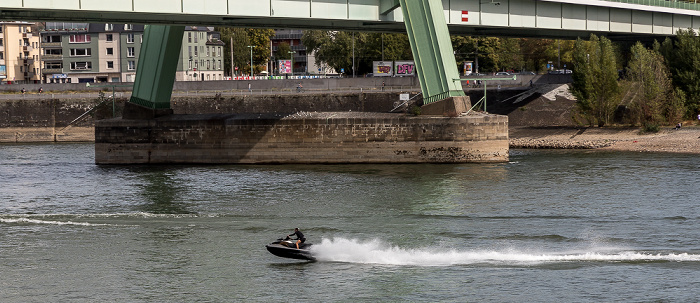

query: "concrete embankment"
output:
96 112 509 164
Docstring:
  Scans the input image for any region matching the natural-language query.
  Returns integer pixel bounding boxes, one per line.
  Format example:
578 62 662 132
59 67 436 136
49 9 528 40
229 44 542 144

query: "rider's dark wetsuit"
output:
290 230 306 243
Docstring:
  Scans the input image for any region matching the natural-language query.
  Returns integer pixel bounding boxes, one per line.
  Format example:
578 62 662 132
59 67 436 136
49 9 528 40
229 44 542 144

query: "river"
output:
1 143 698 302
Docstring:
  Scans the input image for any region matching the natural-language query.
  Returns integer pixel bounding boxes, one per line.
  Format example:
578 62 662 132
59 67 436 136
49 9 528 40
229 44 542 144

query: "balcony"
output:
43 68 63 74
42 42 62 48
274 33 303 40
42 54 63 60
23 45 34 52
24 58 35 65
23 33 33 39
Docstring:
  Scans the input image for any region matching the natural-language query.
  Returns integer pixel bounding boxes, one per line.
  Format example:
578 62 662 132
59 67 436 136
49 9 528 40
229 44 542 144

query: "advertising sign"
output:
373 61 393 77
394 61 416 77
278 60 292 74
0 65 6 79
463 61 473 76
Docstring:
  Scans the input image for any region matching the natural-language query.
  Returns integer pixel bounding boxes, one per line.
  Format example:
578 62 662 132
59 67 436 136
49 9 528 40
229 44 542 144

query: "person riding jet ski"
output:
287 228 306 249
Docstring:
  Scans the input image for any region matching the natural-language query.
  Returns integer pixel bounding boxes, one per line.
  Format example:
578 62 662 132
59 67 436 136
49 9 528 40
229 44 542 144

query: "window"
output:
125 24 133 31
194 33 198 43
0 38 3 47
45 62 62 69
107 61 114 69
106 34 113 42
128 60 135 70
188 46 192 57
188 32 191 43
206 46 209 57
106 48 113 55
70 48 91 56
188 60 192 69
70 62 92 70
105 24 113 31
218 47 222 57
194 46 198 57
69 34 91 43
0 52 3 60
127 33 134 43
44 35 61 43
219 60 222 70
207 60 210 69
44 49 62 56
195 60 198 69
127 47 135 57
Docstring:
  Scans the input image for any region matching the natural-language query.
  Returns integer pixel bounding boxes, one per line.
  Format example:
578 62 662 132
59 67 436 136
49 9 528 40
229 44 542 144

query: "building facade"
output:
41 23 145 84
0 21 41 84
270 29 332 76
176 26 225 82
41 23 223 83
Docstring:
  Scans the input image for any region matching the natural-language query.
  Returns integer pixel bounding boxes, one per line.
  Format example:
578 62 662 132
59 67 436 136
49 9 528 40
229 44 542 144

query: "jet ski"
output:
266 237 315 261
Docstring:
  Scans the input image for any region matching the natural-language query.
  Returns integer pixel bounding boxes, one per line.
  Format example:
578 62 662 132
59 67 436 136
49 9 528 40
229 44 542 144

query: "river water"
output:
1 143 698 302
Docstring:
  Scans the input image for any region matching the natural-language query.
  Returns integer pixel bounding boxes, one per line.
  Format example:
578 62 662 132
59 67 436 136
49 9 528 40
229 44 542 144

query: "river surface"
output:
1 143 698 302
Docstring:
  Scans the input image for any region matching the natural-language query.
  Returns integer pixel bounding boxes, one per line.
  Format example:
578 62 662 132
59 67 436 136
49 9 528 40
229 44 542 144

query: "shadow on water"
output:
136 167 192 214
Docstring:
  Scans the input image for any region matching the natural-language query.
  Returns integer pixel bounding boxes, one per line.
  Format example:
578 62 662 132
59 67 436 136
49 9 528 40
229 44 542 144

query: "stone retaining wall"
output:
96 112 509 164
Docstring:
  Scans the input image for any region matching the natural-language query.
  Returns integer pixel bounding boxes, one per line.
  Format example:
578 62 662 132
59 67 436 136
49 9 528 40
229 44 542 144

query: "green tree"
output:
302 31 369 76
451 36 500 73
497 38 524 72
571 34 621 126
217 27 249 76
276 42 292 62
247 29 275 74
625 41 675 125
659 28 700 118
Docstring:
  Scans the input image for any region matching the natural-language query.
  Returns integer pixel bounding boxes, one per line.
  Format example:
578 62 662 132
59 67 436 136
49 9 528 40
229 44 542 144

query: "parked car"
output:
495 72 511 76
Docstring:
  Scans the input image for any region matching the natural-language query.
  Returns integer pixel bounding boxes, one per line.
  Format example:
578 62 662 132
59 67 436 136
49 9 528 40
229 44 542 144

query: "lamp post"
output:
288 51 296 76
247 45 255 77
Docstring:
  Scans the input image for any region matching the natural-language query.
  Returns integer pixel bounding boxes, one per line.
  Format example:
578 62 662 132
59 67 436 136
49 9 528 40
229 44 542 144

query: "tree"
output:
625 41 676 125
276 42 292 62
497 38 524 72
571 34 621 126
451 36 500 73
247 29 275 74
660 28 700 118
218 27 249 76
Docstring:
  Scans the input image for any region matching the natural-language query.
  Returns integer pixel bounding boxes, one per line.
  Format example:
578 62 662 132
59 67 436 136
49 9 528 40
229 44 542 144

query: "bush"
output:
409 105 421 116
642 122 660 133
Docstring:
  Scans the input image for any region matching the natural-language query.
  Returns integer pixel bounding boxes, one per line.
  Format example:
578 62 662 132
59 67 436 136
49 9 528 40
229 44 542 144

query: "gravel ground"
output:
510 125 700 154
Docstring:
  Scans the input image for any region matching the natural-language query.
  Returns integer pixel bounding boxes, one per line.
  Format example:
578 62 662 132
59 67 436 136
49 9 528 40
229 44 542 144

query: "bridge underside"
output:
2 0 695 42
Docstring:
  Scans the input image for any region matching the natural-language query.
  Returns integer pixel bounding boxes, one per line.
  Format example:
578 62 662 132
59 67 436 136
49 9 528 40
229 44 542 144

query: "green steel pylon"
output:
128 25 185 109
398 0 465 104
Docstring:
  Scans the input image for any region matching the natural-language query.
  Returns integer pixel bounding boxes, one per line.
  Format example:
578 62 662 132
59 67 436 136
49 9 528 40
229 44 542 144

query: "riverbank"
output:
510 125 700 154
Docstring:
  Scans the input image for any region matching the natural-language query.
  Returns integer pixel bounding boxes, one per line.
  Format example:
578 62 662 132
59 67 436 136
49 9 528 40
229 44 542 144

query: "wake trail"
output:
310 238 700 266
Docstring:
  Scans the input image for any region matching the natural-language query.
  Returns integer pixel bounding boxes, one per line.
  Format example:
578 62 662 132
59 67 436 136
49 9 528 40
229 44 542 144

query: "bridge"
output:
3 0 699 111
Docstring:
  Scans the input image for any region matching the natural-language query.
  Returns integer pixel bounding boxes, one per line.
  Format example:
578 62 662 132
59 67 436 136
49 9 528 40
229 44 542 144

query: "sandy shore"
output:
510 125 700 154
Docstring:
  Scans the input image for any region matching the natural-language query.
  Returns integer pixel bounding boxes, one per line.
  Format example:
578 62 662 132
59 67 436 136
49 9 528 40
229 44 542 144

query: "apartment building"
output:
0 21 41 84
176 26 225 82
271 29 330 76
41 22 144 83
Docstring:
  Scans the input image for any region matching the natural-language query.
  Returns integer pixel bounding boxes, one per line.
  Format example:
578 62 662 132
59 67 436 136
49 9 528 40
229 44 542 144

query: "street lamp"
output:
247 45 256 77
288 51 296 76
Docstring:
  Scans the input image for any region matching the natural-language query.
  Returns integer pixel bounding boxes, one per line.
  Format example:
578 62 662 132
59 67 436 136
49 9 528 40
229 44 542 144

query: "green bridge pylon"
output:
398 0 465 105
128 25 185 111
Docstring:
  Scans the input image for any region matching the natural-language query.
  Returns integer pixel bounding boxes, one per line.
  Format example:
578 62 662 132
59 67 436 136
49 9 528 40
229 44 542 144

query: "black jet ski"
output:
266 237 315 261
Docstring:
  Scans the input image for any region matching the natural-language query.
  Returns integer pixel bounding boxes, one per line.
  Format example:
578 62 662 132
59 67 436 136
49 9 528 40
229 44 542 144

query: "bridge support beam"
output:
124 25 184 119
399 0 466 107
